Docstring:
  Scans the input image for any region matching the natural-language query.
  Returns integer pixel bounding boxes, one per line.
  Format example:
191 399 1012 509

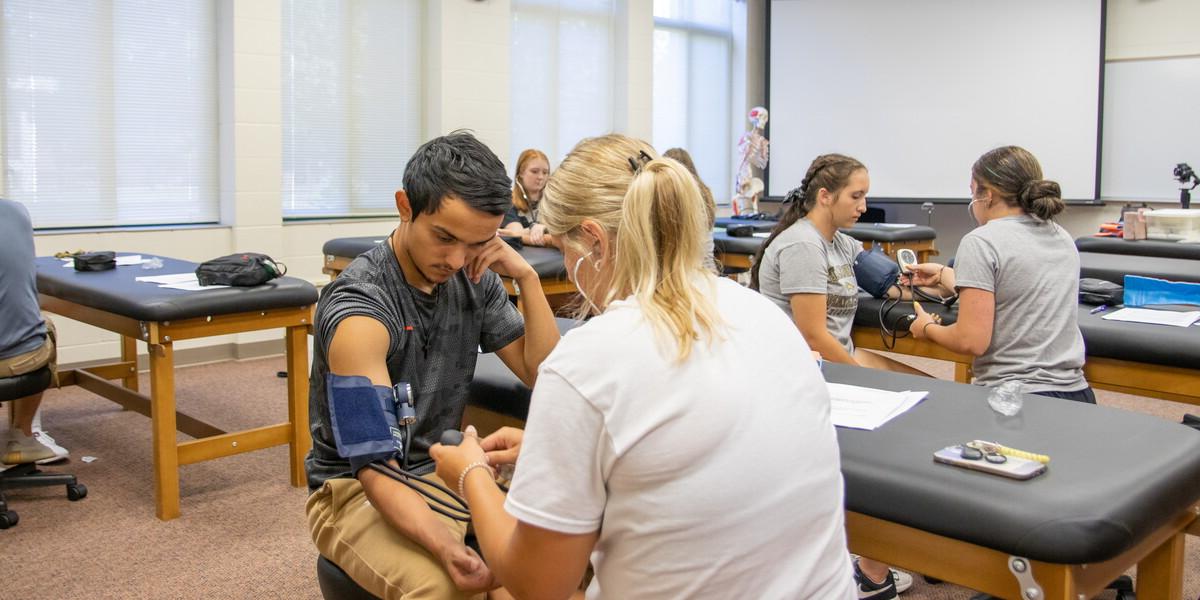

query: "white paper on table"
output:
159 280 229 291
871 223 916 229
136 273 198 285
827 382 927 430
752 232 771 238
1101 307 1200 328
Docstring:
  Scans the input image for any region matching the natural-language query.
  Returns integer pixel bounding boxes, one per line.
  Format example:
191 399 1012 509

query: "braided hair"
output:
749 154 866 290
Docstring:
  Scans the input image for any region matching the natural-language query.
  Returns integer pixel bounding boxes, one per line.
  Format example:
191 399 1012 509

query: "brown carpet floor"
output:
2 354 1197 600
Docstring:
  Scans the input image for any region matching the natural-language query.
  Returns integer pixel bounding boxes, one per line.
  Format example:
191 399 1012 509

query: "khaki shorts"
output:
306 473 484 600
0 316 57 385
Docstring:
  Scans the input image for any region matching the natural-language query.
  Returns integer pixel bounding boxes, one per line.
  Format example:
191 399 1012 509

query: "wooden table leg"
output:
285 325 311 488
954 362 972 384
149 340 181 520
121 335 139 392
1136 531 1185 600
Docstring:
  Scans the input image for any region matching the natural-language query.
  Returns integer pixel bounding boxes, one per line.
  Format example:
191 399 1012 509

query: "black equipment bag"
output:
195 253 286 287
73 251 116 272
1079 277 1123 306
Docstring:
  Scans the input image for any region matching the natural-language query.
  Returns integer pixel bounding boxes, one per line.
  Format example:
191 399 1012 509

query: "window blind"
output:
281 0 424 218
2 0 218 229
652 0 733 202
511 0 614 168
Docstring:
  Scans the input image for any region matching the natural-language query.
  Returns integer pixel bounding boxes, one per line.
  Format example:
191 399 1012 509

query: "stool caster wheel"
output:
67 483 87 501
0 510 18 529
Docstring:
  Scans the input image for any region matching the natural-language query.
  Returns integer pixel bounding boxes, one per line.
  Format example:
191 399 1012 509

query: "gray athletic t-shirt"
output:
0 200 47 360
954 215 1086 392
305 241 525 490
757 219 864 352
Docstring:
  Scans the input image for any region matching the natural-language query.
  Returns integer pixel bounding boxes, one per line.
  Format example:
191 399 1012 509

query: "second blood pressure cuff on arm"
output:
853 248 901 298
326 374 398 471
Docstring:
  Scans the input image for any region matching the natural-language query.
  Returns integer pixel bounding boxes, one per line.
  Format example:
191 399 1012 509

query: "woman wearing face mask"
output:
907 145 1092 403
501 149 552 246
429 135 856 600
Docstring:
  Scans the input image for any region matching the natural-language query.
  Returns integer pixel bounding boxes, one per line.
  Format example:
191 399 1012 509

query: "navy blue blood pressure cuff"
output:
326 373 399 472
853 248 901 299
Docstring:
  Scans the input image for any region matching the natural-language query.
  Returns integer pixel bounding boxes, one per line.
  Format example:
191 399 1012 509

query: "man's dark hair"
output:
403 131 513 219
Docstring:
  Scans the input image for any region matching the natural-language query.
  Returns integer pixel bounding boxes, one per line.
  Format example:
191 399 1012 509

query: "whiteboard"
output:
767 0 1103 201
1101 56 1200 202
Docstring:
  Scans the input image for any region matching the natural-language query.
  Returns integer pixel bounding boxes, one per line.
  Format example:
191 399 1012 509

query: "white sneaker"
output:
891 569 913 594
32 428 69 464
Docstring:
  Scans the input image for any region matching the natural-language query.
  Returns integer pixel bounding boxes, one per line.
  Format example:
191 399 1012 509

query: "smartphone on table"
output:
933 445 1047 480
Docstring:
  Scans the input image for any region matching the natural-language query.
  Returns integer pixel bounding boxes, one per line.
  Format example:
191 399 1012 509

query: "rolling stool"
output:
317 555 380 600
0 366 87 529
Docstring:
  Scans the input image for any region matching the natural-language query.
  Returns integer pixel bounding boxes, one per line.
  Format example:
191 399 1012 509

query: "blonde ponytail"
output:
542 134 723 362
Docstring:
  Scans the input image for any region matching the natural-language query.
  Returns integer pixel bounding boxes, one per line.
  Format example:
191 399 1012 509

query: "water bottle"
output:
987 380 1024 416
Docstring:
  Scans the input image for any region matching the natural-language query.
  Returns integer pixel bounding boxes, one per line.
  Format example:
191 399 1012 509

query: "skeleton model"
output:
734 106 769 215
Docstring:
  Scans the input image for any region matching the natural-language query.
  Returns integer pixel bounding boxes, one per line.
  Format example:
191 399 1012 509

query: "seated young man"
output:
0 198 63 466
304 132 559 600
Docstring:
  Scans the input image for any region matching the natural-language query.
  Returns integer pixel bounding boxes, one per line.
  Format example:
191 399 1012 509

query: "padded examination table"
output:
36 255 318 520
467 345 1200 599
713 220 939 264
1076 236 1200 261
1079 252 1200 285
854 295 1200 404
321 235 573 297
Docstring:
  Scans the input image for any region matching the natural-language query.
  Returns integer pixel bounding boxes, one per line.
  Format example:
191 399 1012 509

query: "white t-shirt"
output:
505 277 855 600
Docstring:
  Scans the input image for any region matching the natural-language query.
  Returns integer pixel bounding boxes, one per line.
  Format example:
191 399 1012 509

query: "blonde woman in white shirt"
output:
431 134 855 600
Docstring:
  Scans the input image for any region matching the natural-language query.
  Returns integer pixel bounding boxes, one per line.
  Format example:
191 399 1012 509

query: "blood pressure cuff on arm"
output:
853 248 901 299
326 373 398 472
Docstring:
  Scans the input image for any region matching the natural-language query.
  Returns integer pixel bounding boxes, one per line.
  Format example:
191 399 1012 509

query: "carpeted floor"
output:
2 353 1197 599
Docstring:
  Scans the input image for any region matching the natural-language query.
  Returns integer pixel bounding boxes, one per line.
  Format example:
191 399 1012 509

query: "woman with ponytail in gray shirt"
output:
908 146 1093 403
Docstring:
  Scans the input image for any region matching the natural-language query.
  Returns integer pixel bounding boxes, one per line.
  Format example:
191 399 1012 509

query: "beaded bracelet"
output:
457 461 494 499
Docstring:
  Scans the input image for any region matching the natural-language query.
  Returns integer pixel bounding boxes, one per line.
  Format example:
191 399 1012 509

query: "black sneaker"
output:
853 559 898 600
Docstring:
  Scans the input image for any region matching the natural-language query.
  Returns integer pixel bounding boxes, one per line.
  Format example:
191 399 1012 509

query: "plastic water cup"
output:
988 380 1024 416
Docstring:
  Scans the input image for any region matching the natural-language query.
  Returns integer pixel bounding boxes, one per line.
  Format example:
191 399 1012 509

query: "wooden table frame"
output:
853 328 1200 406
40 293 313 521
848 504 1199 600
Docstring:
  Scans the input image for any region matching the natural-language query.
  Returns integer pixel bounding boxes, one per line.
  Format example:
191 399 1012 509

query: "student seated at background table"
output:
430 134 856 600
663 147 719 269
663 147 717 230
907 145 1094 404
500 148 553 247
304 132 560 600
0 198 68 466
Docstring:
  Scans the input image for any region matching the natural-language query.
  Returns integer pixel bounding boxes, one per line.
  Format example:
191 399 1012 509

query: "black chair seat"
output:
0 366 51 401
317 555 380 600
